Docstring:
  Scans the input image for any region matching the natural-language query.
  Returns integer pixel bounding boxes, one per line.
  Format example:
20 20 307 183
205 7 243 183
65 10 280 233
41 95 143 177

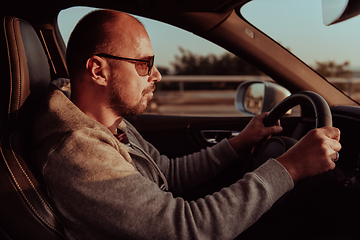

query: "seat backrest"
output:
0 16 51 133
0 16 66 239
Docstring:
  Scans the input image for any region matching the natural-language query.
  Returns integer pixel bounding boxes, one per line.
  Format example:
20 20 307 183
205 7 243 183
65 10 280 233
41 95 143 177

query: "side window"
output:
58 7 269 117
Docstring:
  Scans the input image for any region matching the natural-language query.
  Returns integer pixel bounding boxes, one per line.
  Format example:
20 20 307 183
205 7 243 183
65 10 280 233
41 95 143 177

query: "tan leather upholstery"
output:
0 16 66 239
0 16 51 133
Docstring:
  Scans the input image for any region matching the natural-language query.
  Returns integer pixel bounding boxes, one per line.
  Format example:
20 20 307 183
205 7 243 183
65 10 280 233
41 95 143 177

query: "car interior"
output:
0 16 66 239
1 0 360 239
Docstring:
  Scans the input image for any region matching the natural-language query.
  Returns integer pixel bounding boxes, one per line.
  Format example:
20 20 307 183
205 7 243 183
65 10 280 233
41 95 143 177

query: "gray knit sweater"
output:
32 86 294 240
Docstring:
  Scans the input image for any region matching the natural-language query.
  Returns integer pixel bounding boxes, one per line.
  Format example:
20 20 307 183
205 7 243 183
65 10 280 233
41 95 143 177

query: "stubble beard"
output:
109 78 155 117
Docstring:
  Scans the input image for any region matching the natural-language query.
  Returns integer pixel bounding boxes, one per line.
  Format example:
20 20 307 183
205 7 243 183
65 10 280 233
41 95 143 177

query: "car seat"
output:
0 16 66 239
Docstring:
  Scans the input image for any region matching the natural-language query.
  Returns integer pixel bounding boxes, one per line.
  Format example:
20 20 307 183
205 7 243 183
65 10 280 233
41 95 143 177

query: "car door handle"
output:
200 130 240 144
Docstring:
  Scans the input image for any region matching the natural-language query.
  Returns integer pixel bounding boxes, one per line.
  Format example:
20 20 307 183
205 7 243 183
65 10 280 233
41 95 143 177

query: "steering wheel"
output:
253 91 332 168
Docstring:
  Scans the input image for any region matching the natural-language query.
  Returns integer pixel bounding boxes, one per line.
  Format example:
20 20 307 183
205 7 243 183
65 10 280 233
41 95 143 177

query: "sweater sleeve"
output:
154 139 241 195
42 128 294 240
124 120 241 194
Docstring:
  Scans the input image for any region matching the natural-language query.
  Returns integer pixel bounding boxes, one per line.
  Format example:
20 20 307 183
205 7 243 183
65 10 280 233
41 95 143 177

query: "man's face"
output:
106 21 161 117
108 70 157 116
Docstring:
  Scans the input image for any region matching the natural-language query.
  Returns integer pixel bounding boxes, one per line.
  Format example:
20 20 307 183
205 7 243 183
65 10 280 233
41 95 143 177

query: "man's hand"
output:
229 112 283 154
276 126 341 182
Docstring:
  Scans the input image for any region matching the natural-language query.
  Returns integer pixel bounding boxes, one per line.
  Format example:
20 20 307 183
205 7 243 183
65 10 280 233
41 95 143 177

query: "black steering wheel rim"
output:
253 91 332 167
263 91 332 128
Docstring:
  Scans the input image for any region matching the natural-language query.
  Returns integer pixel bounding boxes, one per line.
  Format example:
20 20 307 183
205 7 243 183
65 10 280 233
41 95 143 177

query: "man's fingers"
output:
331 151 340 162
320 126 341 141
331 139 342 152
322 127 342 153
268 125 283 135
256 112 269 121
322 128 341 164
275 119 281 127
259 113 282 135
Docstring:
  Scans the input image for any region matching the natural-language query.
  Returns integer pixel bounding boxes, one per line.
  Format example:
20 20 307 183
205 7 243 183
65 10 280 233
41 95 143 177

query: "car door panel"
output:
126 115 248 158
125 115 302 158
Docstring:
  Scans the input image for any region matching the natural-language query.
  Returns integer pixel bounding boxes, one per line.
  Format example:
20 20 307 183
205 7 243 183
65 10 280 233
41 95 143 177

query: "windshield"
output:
241 0 360 103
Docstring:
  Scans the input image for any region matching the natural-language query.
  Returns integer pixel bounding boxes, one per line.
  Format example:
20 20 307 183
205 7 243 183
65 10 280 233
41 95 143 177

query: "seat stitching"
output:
9 133 64 234
13 18 22 123
0 134 64 237
4 17 13 123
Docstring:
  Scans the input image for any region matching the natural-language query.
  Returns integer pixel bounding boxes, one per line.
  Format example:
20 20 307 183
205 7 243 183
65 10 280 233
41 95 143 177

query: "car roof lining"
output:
4 0 247 31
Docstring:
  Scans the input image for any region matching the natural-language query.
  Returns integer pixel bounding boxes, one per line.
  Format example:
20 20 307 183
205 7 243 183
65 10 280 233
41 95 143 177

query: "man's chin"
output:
127 101 149 116
111 96 151 117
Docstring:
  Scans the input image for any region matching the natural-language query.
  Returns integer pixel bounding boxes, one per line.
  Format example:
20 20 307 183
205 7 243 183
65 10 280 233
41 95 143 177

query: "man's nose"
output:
148 65 162 83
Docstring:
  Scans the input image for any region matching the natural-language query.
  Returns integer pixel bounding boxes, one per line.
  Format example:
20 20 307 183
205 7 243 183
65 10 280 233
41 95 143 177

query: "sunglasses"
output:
95 53 155 76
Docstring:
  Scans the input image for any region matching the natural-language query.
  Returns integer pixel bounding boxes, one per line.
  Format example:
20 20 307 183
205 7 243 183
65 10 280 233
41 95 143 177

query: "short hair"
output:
66 10 114 79
66 9 143 81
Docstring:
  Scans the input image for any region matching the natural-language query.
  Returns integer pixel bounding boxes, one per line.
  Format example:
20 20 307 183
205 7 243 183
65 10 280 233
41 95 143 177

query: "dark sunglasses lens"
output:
135 56 154 76
148 56 154 75
135 62 148 76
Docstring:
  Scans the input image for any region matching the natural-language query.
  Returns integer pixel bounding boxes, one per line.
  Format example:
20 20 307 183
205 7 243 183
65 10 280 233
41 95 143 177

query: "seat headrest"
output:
0 16 51 133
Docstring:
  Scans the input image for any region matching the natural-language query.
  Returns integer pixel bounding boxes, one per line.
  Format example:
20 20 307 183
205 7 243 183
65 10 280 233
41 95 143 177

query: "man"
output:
32 9 341 240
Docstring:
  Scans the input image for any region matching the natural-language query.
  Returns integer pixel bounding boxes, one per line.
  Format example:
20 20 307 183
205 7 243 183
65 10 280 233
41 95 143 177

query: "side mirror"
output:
322 0 360 26
235 81 290 115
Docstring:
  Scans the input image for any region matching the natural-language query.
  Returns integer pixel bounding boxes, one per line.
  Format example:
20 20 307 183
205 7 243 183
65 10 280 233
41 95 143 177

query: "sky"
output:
57 0 360 71
241 0 360 70
57 6 226 69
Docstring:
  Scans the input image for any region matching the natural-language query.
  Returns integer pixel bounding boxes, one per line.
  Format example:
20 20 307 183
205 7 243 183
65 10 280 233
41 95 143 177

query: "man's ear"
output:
85 56 109 86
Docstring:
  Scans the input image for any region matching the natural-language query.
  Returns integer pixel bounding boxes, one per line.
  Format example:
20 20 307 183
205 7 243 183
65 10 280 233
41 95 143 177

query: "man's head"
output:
66 9 161 118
